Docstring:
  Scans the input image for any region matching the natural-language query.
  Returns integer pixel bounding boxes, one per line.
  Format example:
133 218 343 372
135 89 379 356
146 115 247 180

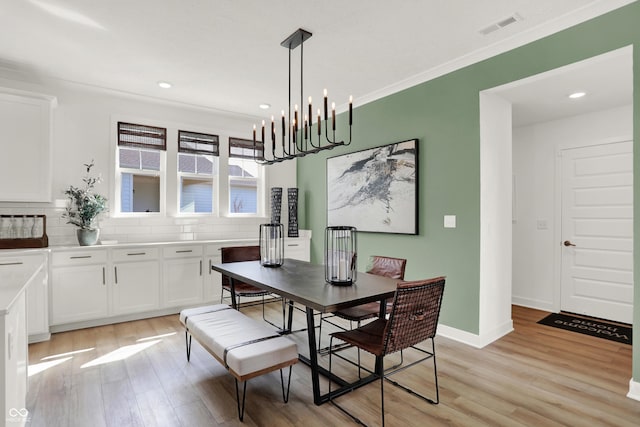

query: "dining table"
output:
211 258 400 405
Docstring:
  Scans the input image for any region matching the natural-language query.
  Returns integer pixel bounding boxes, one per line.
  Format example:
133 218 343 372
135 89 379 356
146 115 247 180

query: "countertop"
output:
0 260 42 315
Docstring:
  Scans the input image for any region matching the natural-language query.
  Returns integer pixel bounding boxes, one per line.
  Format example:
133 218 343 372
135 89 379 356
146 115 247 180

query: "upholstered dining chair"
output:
328 276 446 427
318 255 407 353
220 245 287 330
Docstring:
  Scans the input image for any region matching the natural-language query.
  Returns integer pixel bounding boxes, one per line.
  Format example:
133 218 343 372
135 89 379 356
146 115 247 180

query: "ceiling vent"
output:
479 13 522 36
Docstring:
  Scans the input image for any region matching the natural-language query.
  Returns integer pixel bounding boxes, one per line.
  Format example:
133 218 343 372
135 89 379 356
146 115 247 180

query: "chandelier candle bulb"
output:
349 95 353 126
317 109 321 135
294 104 298 134
253 124 256 143
308 97 312 125
324 89 328 121
332 102 336 131
261 120 265 142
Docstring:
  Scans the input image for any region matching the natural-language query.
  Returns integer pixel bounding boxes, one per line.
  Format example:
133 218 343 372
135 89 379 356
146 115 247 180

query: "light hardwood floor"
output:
25 305 639 426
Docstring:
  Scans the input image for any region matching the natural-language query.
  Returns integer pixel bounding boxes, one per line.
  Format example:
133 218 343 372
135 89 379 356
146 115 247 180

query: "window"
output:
178 130 219 213
228 137 263 214
117 122 166 213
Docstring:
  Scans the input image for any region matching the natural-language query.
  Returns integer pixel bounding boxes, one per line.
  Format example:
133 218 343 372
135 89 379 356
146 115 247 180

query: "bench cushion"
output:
181 304 298 379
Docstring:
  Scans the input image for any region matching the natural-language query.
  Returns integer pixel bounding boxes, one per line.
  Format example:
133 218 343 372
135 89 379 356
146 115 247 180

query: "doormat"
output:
537 312 632 345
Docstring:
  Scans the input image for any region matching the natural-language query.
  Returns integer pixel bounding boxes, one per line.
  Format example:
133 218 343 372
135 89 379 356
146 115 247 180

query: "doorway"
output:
480 46 633 329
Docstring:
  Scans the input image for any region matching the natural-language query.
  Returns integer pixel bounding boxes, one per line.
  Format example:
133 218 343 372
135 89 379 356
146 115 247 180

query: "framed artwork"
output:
326 138 418 234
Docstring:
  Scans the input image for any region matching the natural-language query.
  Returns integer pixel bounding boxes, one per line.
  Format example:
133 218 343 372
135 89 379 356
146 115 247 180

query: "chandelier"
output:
253 28 352 165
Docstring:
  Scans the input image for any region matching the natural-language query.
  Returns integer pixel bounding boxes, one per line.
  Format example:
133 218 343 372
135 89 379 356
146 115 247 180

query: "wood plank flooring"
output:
25 305 639 426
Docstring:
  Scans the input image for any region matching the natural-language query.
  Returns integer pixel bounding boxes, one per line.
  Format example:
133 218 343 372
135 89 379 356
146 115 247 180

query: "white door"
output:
560 140 633 324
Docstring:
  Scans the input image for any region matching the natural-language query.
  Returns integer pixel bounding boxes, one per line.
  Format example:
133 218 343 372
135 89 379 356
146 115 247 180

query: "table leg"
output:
229 277 238 309
305 307 322 404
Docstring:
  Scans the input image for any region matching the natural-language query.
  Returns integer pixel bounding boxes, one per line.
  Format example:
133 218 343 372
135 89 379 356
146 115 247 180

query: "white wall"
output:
0 75 297 245
478 92 514 346
512 104 633 310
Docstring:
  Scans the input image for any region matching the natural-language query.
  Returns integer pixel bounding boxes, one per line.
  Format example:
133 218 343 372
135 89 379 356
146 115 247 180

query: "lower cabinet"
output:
49 236 310 330
51 262 108 325
163 245 203 307
112 248 160 316
2 291 27 427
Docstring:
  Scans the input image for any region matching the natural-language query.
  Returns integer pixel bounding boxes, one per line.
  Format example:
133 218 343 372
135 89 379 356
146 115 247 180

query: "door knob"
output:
563 240 576 247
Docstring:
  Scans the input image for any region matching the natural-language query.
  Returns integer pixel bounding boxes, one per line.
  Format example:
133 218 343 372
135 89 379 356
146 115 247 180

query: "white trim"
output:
627 379 640 401
512 298 554 312
353 0 636 112
437 320 513 349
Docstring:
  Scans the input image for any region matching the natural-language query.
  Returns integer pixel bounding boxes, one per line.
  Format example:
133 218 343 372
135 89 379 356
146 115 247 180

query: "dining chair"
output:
328 276 446 427
318 255 407 354
220 245 287 330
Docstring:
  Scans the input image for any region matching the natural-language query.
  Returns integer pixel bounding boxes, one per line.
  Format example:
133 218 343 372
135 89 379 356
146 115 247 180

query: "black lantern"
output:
259 223 284 267
325 226 357 285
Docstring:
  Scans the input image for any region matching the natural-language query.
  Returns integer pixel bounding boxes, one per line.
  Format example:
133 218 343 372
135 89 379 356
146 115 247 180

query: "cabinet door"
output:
112 261 160 315
0 91 54 202
3 291 27 422
51 265 108 324
204 254 222 303
163 258 203 307
27 266 49 340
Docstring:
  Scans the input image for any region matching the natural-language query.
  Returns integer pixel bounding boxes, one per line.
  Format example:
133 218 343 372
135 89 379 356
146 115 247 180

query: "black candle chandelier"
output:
252 28 353 165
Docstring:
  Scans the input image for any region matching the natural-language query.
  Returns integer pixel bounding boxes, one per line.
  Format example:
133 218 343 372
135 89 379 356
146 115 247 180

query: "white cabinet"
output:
2 291 27 427
204 244 223 303
0 251 49 343
0 89 56 202
51 249 108 325
285 237 310 262
162 245 203 307
112 248 160 316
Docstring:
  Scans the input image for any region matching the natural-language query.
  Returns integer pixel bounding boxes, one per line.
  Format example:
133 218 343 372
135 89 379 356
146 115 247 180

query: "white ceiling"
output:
0 0 634 123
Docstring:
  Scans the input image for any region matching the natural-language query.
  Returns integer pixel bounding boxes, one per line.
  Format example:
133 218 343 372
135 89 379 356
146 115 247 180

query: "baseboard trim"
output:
437 319 513 349
512 297 554 312
627 378 640 401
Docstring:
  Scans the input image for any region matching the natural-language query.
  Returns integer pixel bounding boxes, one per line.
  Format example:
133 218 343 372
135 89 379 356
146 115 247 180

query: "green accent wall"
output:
297 3 640 381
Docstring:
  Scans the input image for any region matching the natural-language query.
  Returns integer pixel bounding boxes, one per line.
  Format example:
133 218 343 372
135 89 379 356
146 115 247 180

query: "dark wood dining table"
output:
211 258 399 405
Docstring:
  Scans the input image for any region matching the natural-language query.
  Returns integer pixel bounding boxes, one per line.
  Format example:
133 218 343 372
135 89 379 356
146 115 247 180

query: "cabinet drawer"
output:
112 247 159 262
52 249 108 266
163 245 203 259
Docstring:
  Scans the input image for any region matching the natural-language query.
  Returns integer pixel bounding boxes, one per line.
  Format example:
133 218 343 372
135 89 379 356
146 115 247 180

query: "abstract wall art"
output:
326 139 418 234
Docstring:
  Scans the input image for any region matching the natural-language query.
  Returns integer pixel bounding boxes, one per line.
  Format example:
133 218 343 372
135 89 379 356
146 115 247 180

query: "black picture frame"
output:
326 139 418 234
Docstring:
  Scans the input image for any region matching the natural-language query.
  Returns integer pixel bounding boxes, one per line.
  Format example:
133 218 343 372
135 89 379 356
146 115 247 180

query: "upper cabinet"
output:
0 88 56 202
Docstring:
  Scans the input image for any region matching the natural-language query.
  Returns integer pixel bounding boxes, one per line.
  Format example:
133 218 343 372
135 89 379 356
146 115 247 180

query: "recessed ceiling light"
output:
259 103 271 110
568 91 586 99
157 81 172 89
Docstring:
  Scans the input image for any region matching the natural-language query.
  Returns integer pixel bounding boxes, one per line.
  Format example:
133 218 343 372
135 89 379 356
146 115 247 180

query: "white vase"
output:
77 228 100 246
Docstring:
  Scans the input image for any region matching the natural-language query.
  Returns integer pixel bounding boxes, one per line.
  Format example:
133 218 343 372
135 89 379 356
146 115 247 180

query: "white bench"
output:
179 304 298 421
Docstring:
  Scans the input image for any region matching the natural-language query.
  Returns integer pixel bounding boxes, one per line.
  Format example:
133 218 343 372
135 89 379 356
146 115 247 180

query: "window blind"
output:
118 122 166 150
178 130 219 156
229 137 263 160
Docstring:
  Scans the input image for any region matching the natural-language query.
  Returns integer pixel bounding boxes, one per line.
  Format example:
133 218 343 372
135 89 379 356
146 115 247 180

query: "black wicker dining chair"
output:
220 245 288 330
318 255 407 354
328 276 446 427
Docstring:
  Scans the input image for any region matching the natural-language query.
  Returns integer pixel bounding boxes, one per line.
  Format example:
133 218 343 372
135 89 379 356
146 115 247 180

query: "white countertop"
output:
0 261 41 315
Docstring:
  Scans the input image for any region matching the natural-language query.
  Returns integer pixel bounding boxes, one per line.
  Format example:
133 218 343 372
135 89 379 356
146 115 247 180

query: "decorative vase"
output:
325 226 357 285
77 228 100 246
271 187 282 224
259 223 284 267
287 188 299 237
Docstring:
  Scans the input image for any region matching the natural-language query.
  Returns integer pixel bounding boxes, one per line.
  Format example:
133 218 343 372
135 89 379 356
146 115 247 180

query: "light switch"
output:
444 215 456 228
